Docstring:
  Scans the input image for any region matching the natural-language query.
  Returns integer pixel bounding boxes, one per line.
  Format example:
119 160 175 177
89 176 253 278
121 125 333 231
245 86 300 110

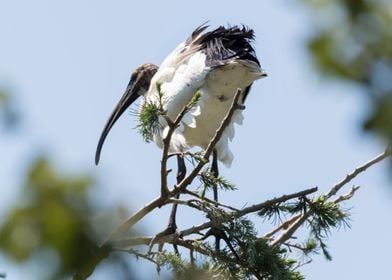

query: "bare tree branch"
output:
325 147 391 199
184 189 240 211
160 92 200 196
271 214 308 246
262 214 302 239
333 185 360 204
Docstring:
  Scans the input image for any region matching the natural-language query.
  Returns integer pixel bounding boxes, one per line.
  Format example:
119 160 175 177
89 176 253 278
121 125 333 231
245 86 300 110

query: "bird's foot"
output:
157 223 181 239
148 223 182 254
199 226 239 259
202 226 224 252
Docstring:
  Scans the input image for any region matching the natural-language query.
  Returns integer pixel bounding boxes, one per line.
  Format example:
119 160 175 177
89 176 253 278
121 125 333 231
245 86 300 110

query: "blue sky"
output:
1 0 391 279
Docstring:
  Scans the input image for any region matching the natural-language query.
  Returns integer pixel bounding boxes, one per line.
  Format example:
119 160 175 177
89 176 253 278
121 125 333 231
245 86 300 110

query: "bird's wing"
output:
193 25 260 68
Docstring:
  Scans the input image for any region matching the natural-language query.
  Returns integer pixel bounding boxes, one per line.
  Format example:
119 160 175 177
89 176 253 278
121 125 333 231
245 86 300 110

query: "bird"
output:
95 24 266 167
95 24 266 242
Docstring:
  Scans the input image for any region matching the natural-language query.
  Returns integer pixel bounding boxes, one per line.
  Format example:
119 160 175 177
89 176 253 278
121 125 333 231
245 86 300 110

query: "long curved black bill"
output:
95 81 141 165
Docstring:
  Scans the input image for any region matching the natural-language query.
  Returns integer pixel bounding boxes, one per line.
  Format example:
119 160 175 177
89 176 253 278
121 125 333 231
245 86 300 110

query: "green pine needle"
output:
309 197 351 237
137 101 161 142
198 169 236 198
189 91 202 107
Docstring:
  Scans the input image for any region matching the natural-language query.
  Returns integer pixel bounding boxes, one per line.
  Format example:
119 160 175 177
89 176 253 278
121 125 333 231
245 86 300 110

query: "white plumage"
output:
95 24 266 166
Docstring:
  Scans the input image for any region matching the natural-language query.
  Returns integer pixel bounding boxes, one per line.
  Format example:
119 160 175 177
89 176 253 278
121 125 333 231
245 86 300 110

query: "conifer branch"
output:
83 147 390 280
238 187 318 216
78 77 392 280
270 148 391 247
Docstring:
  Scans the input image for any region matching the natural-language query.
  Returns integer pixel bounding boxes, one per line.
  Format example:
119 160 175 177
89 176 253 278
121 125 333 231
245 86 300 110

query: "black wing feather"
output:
195 25 260 67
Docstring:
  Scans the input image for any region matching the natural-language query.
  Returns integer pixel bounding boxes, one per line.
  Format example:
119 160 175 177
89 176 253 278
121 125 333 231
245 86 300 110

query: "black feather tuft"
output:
191 25 259 68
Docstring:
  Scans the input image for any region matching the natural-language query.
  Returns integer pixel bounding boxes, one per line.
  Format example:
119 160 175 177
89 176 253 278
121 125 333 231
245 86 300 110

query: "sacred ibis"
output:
95 24 266 241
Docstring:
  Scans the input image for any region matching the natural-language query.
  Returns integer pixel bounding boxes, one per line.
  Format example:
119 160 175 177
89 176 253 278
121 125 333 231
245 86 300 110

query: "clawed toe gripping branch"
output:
73 86 392 279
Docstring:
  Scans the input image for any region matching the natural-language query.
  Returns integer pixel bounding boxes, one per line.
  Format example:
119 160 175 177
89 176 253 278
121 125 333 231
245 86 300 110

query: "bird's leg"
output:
211 149 219 203
211 149 221 251
152 154 186 255
167 154 186 231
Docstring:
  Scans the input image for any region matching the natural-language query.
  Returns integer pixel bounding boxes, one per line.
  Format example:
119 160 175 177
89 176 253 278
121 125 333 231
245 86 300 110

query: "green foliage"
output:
135 84 203 143
0 158 94 266
303 0 392 145
135 82 165 142
257 199 306 224
155 217 305 279
225 217 257 246
189 91 202 107
211 217 304 279
185 192 351 278
198 168 237 198
364 96 392 140
156 251 185 275
309 196 351 236
302 239 318 256
258 194 351 261
137 101 162 142
0 157 131 280
156 251 213 280
156 81 163 100
307 197 351 260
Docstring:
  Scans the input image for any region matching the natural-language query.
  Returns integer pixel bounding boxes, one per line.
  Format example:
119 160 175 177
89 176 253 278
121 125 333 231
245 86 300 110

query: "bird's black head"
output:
95 63 158 165
128 63 159 96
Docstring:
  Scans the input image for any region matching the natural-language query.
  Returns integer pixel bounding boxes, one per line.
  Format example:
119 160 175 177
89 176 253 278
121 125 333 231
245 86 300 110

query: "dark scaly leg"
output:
205 150 236 255
211 149 219 202
211 149 221 251
167 154 186 233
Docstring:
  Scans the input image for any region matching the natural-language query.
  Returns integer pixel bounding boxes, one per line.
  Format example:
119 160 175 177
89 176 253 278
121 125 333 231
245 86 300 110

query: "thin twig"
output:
114 236 152 247
333 185 360 204
271 214 309 246
180 221 213 237
184 189 240 211
113 236 211 257
283 242 307 252
166 198 201 210
325 147 391 199
263 214 302 239
292 259 312 270
115 248 158 264
160 93 198 196
102 196 167 244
